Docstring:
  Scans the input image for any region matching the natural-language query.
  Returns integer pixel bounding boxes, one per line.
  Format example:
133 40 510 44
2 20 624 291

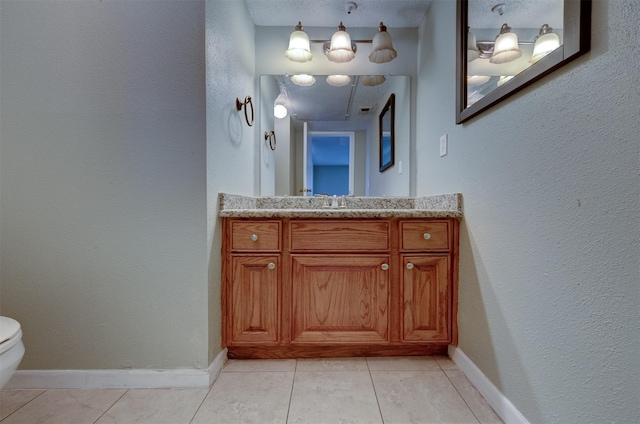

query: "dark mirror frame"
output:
456 0 591 124
379 94 395 172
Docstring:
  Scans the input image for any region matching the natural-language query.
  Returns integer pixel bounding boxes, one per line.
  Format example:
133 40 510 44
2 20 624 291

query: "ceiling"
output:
245 0 433 28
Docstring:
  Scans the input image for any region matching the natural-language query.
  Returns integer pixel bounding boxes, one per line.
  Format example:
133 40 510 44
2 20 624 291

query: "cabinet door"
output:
229 255 279 343
402 255 450 342
291 255 390 343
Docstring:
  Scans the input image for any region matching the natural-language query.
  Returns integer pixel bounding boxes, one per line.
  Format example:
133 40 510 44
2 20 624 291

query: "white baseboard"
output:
5 348 228 390
449 345 529 424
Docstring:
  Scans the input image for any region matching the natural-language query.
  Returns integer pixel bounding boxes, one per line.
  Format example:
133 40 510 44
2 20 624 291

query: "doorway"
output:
303 130 355 196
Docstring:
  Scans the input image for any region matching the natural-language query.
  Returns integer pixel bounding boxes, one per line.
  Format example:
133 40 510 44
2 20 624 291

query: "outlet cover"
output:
440 134 448 157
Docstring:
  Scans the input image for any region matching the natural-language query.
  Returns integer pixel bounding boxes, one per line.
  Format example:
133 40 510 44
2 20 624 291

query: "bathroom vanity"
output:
219 193 462 359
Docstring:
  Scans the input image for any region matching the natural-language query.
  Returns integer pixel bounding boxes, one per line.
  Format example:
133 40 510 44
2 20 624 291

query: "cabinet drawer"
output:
290 220 389 251
231 221 280 251
401 221 450 251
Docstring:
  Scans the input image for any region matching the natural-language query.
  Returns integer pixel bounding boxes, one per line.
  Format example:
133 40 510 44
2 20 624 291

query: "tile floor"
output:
0 356 502 424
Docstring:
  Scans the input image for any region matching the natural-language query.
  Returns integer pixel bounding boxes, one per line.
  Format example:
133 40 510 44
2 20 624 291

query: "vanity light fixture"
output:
291 74 316 86
285 22 312 63
467 27 480 62
326 22 356 63
490 23 522 64
467 75 491 86
274 93 288 119
497 75 514 87
326 75 351 87
368 22 397 64
530 24 560 64
362 75 386 86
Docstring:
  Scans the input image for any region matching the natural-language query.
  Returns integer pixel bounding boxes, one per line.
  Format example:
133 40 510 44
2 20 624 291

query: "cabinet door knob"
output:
423 233 431 240
250 234 258 241
381 263 389 271
268 262 276 270
406 263 414 270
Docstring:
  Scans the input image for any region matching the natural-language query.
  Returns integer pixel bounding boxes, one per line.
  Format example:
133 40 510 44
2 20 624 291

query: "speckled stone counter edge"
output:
218 193 462 219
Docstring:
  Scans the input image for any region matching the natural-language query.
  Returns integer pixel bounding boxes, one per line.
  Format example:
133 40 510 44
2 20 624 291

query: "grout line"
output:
0 389 47 423
284 359 298 423
366 357 386 424
188 382 215 424
91 388 129 424
443 371 483 424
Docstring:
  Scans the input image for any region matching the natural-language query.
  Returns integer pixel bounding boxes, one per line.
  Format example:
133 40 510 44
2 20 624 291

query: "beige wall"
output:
416 1 639 422
0 0 208 370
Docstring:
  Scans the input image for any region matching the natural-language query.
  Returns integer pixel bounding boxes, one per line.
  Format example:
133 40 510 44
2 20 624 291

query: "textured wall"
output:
417 1 639 422
205 0 257 362
0 0 208 369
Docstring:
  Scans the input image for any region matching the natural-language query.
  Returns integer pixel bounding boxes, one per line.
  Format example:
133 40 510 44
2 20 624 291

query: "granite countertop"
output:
218 193 463 218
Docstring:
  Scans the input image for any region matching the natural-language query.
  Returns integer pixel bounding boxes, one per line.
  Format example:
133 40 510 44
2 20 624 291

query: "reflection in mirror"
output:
379 94 395 172
260 75 410 197
457 0 591 123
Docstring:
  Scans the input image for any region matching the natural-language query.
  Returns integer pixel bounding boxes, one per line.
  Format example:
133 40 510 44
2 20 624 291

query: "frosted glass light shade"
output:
284 22 312 63
490 26 522 64
362 75 386 86
291 74 316 86
326 75 351 87
369 23 397 64
497 75 514 87
467 75 490 86
530 32 560 64
274 94 288 119
327 22 355 63
467 30 480 62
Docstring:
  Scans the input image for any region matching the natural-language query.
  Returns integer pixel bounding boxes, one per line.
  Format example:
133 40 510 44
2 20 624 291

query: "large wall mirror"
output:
456 0 591 124
260 75 410 197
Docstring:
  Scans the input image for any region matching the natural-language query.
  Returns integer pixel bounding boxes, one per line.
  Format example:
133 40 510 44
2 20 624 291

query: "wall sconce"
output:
326 75 351 87
285 22 312 63
264 131 276 151
362 75 386 86
274 93 288 119
291 74 316 86
235 96 254 126
490 23 522 64
369 22 397 63
326 22 356 63
530 24 560 64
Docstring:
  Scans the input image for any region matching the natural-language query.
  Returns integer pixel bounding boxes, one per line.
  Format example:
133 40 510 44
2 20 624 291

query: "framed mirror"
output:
379 94 395 172
456 0 591 124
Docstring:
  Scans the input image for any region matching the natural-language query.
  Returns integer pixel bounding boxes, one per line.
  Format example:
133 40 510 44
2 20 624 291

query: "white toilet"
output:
0 316 25 388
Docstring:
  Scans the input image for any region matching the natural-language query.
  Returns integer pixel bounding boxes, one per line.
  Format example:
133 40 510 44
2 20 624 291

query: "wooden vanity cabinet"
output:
221 217 458 358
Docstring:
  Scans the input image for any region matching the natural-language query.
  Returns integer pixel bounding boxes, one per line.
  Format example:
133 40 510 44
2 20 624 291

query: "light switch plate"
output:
440 134 448 157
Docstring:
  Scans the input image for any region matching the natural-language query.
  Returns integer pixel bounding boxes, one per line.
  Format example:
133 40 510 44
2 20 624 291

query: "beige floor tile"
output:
296 357 368 372
371 370 479 423
191 371 293 424
288 370 382 424
434 355 459 370
222 358 297 372
95 388 209 424
366 355 440 371
0 389 126 424
446 370 503 424
0 389 45 420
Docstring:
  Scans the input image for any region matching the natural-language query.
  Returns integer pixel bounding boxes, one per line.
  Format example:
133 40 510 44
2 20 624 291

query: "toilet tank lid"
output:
0 316 21 344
